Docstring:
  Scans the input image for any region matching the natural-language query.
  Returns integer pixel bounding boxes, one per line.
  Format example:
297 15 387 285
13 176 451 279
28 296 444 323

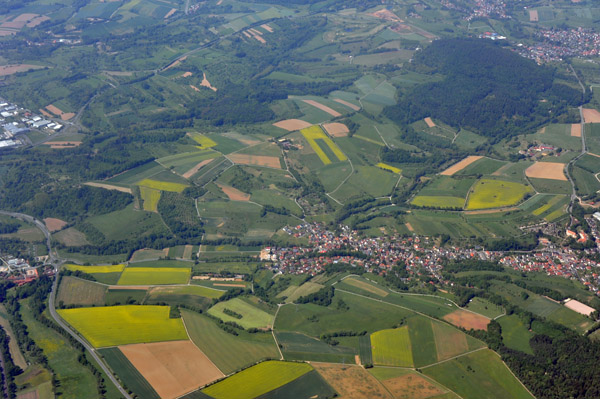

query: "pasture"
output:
411 196 464 209
57 305 188 347
465 297 504 319
117 267 191 285
276 282 324 303
498 315 533 354
276 331 356 364
120 340 224 399
182 309 278 374
423 349 534 399
207 297 274 329
201 361 312 399
370 327 413 367
466 179 532 210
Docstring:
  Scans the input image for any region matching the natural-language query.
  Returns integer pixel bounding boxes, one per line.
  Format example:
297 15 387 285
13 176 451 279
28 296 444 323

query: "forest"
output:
385 38 584 141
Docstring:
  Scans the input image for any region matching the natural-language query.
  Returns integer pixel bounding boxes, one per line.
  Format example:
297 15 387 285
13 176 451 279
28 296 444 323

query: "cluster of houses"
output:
0 99 62 149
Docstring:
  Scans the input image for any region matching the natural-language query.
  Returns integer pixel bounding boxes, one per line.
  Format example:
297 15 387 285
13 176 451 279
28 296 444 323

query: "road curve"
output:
0 211 132 399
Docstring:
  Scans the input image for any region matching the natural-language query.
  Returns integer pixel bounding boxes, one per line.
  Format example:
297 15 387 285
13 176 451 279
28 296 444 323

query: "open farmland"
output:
323 122 349 137
63 263 126 274
583 108 600 123
56 276 106 306
202 361 312 399
423 349 534 399
300 125 347 165
117 267 191 285
140 186 161 212
376 162 401 174
182 310 279 375
525 162 567 181
227 153 282 169
207 297 274 329
440 156 482 176
57 305 188 347
187 132 217 148
276 282 324 303
466 179 532 210
369 368 457 399
120 340 224 399
411 196 465 209
314 363 392 399
273 119 312 131
443 309 490 330
137 179 188 192
99 347 160 399
371 327 413 367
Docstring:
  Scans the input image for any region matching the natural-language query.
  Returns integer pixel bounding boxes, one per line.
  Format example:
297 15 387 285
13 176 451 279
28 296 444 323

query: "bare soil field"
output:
190 85 201 92
571 124 582 137
0 30 15 36
333 98 360 111
39 109 53 118
228 154 281 169
201 73 217 91
182 71 192 77
323 122 349 137
440 156 483 176
313 363 392 399
529 9 539 21
120 340 224 399
583 108 600 123
443 309 489 331
253 34 266 44
424 117 435 128
1 21 26 29
216 183 250 201
432 322 468 361
273 119 312 131
405 223 414 232
564 299 595 316
26 16 49 27
13 13 38 22
0 64 44 76
165 56 187 71
164 8 176 18
261 24 274 32
302 100 342 117
44 218 67 232
525 162 567 181
182 159 212 179
242 31 251 38
45 141 82 148
84 182 133 194
370 9 402 22
463 207 517 215
53 227 90 247
382 373 445 399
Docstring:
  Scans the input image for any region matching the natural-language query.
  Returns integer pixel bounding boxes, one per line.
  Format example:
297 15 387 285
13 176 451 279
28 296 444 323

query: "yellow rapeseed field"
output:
63 264 126 274
376 162 402 174
57 305 188 347
188 132 217 148
202 361 312 399
139 186 161 212
300 125 347 165
466 179 532 210
137 179 188 193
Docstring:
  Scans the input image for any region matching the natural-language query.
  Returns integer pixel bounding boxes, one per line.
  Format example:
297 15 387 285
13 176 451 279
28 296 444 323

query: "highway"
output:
0 211 132 399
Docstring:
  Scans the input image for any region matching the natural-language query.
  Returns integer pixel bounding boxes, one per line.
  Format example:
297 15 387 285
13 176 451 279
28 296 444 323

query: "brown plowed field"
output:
44 218 67 232
333 98 360 111
323 122 349 137
182 159 212 179
405 223 414 232
0 64 43 76
216 183 250 201
84 182 132 194
529 10 539 21
583 108 600 123
228 154 281 168
424 117 435 128
525 162 567 181
440 156 482 176
273 119 312 131
571 124 582 137
261 24 274 32
313 363 392 399
302 99 342 117
120 340 224 399
443 309 489 331
382 373 445 399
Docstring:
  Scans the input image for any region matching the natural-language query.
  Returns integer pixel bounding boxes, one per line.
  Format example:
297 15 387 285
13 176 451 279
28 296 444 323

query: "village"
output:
261 221 600 296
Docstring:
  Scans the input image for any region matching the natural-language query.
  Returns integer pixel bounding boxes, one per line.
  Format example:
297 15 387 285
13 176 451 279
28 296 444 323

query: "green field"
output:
300 125 347 165
411 195 465 209
466 179 532 210
116 267 191 285
202 361 312 399
370 327 413 367
258 369 337 399
276 282 324 303
105 288 148 305
423 349 534 399
182 309 279 375
498 315 533 354
466 297 504 319
58 305 188 347
99 347 160 399
57 276 107 306
140 186 161 212
276 331 356 363
208 297 274 329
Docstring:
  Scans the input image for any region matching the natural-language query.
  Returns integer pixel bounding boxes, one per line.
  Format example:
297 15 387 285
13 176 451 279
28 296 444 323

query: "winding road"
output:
0 211 132 399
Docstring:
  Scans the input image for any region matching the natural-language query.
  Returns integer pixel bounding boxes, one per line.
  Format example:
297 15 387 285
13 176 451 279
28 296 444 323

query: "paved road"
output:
0 211 132 399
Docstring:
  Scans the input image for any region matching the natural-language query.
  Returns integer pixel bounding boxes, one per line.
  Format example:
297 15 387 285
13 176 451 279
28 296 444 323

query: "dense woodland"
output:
385 39 585 142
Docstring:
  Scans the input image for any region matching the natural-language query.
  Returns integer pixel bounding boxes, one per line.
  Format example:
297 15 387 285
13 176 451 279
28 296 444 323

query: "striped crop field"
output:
301 125 347 165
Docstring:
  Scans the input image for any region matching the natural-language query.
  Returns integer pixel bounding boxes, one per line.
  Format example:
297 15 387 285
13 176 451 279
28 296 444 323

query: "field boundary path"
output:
0 210 133 399
271 304 284 360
